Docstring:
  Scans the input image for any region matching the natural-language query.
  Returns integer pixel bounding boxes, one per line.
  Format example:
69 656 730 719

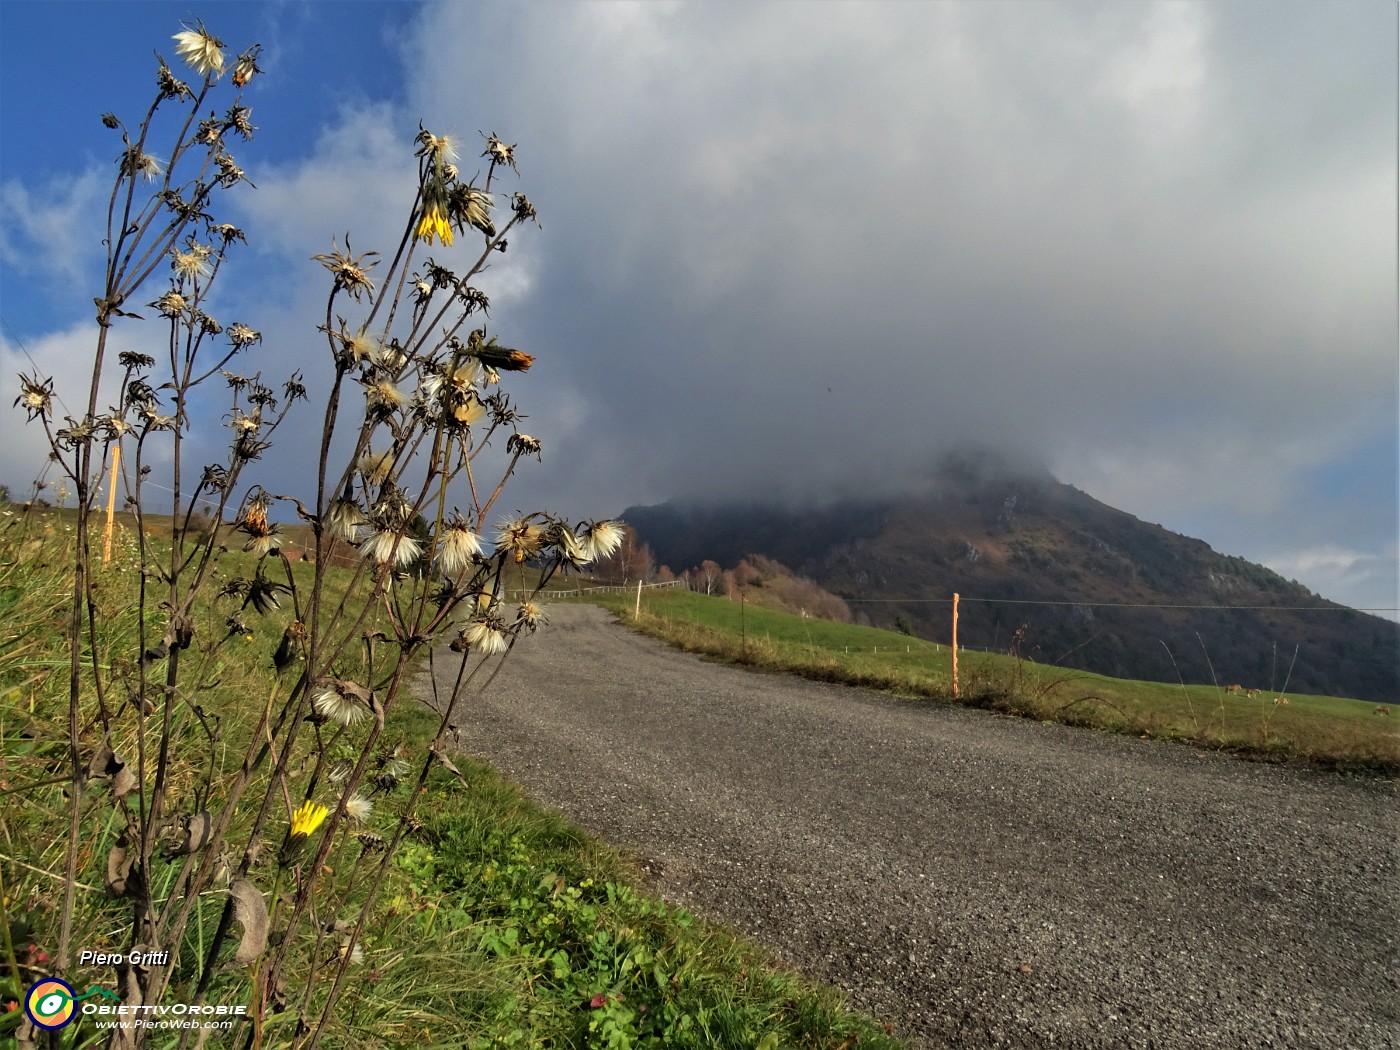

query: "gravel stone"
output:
418 604 1400 1049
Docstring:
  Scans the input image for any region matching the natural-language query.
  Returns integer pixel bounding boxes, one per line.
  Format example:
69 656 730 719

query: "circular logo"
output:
25 978 77 1031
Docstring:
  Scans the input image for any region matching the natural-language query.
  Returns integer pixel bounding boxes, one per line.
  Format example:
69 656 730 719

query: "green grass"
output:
369 704 904 1049
576 588 1399 775
0 510 905 1049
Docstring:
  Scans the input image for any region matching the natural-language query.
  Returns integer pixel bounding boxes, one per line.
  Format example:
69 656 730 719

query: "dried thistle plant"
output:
11 19 621 1050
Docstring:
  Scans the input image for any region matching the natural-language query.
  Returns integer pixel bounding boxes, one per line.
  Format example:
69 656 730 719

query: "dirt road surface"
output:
419 604 1399 1048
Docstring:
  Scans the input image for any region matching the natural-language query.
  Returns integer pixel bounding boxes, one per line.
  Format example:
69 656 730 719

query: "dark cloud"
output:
2 1 1393 613
399 3 1393 525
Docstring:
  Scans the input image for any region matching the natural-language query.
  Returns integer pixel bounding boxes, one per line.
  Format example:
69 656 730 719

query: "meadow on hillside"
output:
582 587 1399 774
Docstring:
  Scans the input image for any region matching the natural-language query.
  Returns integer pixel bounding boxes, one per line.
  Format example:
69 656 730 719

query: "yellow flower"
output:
280 800 330 868
416 199 454 246
290 801 328 839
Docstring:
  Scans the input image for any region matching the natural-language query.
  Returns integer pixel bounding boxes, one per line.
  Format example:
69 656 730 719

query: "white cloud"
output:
243 101 414 262
8 1 1389 612
0 168 107 286
240 101 539 319
1262 543 1400 620
0 321 192 511
1097 1 1209 153
0 323 115 497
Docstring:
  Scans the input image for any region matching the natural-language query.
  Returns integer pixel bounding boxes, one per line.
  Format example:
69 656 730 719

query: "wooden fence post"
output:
103 443 121 565
634 578 643 619
951 592 959 699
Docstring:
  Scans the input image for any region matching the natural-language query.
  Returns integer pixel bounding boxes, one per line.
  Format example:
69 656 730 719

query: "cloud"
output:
0 168 107 288
0 322 117 498
1 80 552 524
402 3 1393 486
1262 543 1400 620
386 1 1398 617
241 101 415 264
2 1 1392 619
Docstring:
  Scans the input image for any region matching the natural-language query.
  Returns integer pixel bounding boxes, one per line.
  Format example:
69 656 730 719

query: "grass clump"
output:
388 731 903 1050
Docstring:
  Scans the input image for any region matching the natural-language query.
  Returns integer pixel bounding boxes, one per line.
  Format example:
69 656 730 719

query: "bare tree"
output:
695 558 722 594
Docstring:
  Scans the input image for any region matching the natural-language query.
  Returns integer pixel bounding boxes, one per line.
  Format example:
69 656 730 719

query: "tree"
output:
695 559 721 594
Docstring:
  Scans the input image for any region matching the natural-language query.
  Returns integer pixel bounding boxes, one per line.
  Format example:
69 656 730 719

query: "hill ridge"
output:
622 457 1398 702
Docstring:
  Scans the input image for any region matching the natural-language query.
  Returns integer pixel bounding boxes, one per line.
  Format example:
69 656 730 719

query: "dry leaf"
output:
429 742 465 781
168 812 213 857
87 744 137 798
229 879 268 965
106 838 138 898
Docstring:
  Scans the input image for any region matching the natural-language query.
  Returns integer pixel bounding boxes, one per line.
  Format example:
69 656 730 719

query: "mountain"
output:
623 449 1399 703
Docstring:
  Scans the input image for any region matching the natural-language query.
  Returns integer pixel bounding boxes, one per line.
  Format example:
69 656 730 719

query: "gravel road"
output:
420 604 1399 1049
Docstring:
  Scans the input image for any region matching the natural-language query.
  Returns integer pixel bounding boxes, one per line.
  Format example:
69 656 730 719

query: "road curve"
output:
419 603 1399 1049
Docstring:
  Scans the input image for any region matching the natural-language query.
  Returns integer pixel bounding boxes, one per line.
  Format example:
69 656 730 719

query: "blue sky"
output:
1 3 408 177
1 0 1396 619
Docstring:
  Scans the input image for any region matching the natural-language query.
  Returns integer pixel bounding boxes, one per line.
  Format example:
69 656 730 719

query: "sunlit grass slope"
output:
576 587 1398 774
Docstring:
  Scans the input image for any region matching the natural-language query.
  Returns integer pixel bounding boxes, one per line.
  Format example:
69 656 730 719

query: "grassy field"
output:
0 511 903 1049
576 587 1399 775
